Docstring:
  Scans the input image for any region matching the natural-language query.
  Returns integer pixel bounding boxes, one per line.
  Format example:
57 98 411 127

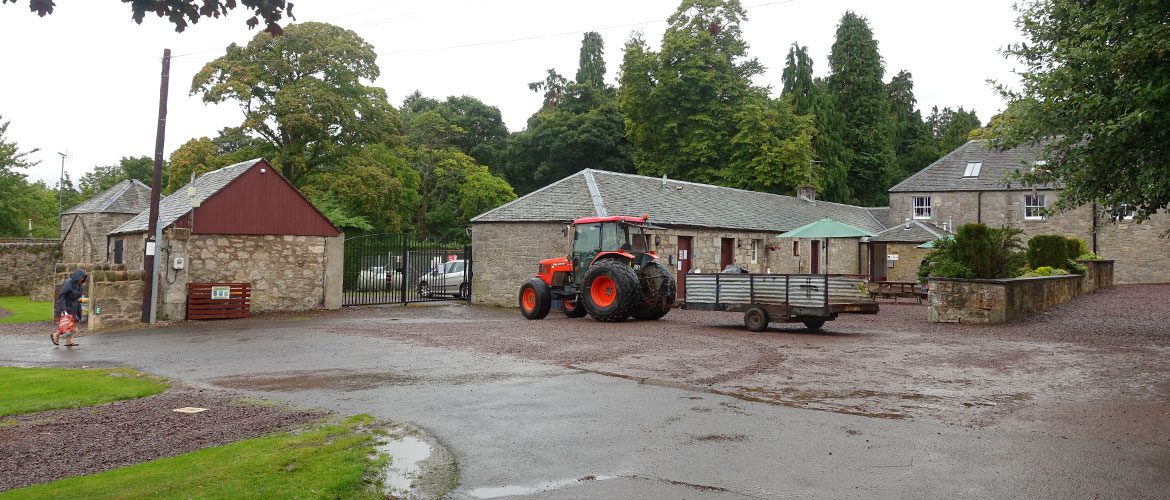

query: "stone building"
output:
470 169 889 307
889 140 1170 283
108 158 344 319
59 179 151 264
868 221 951 282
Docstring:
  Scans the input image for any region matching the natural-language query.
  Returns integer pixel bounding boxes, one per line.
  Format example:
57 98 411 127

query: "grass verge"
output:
0 367 169 417
0 296 52 325
0 414 387 499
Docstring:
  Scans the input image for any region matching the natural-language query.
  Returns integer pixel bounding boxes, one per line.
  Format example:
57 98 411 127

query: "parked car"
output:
358 266 387 291
418 259 469 298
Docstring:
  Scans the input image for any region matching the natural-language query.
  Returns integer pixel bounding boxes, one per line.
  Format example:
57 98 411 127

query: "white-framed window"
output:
913 196 932 219
751 239 760 264
1117 204 1136 221
963 162 982 177
1024 194 1046 220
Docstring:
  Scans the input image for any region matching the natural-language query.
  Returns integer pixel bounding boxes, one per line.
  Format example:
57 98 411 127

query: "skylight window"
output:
963 162 982 177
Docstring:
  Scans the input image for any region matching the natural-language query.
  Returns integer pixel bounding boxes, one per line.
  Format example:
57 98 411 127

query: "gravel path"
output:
0 388 327 492
334 284 1170 442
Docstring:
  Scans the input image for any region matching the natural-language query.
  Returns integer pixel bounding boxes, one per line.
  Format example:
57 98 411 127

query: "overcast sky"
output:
0 0 1024 186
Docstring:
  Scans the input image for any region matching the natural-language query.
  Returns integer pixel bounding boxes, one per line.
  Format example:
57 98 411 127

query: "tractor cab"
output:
568 215 661 285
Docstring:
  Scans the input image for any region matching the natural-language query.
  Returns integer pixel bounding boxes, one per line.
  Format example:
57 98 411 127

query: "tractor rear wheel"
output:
562 297 588 318
519 279 551 320
582 260 639 322
631 262 675 320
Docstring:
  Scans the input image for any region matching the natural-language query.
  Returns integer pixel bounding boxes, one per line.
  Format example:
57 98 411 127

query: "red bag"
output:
57 313 77 335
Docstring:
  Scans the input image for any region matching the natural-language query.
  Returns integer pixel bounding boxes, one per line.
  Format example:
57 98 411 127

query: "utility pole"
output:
143 48 171 323
56 152 67 221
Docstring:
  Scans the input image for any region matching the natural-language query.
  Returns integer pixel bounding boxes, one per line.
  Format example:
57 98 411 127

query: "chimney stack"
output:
796 184 816 202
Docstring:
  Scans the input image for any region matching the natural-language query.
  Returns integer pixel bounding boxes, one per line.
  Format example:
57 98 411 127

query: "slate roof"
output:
472 169 889 234
63 179 152 215
109 159 260 235
889 140 1059 193
871 220 951 243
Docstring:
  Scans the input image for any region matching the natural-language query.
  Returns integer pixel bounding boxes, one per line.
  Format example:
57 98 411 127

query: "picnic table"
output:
870 281 927 303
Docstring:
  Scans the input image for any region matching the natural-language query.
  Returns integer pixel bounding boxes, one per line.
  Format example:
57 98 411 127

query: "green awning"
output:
917 236 953 249
777 218 876 239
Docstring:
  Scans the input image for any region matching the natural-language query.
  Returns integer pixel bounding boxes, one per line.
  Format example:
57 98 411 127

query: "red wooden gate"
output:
186 282 251 320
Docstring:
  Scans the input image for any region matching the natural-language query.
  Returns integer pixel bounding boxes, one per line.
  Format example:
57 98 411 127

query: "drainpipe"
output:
976 191 983 223
1091 202 1098 253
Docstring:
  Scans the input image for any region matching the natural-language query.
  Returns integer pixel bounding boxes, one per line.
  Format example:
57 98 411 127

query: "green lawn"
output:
0 296 52 325
1 415 387 500
0 367 169 417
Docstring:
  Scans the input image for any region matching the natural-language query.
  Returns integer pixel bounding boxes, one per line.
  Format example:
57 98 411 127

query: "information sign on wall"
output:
211 286 231 300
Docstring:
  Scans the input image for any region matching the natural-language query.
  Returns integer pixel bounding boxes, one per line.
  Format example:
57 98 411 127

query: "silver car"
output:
418 259 469 298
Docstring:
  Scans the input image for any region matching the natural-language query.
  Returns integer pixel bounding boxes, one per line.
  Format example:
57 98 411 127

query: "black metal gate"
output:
343 234 472 306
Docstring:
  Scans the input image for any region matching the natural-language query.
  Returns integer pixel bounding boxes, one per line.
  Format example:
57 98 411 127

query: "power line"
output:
380 0 799 55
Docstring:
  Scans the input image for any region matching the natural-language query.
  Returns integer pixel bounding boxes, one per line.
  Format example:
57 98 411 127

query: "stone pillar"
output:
324 235 344 309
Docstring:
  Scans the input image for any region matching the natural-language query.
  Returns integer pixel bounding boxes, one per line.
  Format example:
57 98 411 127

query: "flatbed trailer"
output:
681 273 879 331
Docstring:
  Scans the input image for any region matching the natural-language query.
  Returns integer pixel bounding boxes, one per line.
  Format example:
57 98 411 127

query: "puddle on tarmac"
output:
468 475 616 498
378 434 432 498
210 369 527 392
212 370 421 391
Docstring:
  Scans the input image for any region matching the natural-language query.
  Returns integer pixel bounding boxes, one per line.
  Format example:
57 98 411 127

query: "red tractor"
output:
519 215 676 322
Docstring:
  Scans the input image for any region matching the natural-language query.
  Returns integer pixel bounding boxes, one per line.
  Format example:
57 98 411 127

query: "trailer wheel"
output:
802 319 825 331
562 297 588 318
744 306 769 332
582 259 639 322
519 279 551 320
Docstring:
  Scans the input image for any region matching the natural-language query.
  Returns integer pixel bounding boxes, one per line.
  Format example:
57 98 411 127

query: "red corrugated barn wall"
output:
175 160 340 237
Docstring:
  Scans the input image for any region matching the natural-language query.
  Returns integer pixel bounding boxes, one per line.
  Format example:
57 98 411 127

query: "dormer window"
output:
963 162 982 177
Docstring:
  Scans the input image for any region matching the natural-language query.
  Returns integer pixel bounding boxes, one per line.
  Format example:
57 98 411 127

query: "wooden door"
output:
720 238 735 271
677 236 692 300
811 240 820 274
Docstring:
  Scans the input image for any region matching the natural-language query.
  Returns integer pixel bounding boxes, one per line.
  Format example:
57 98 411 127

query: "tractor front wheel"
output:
519 279 551 320
562 297 588 318
582 260 639 322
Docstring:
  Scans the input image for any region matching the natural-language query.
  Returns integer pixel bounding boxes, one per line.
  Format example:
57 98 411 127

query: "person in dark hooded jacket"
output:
53 269 87 346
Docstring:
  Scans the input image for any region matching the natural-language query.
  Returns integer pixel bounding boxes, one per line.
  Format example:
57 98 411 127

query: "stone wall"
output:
59 213 136 264
928 266 1112 324
0 239 60 296
471 222 567 307
107 233 147 270
88 271 145 332
156 230 340 320
890 190 1170 284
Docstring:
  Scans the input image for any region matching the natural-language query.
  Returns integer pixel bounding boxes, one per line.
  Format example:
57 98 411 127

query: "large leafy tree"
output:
888 71 938 175
619 0 764 183
928 106 981 155
78 156 165 197
781 43 851 202
192 22 402 185
575 31 607 88
405 147 514 243
300 144 419 233
827 11 898 205
995 0 1170 221
726 96 814 195
3 0 293 34
398 93 509 174
0 115 40 236
503 32 634 194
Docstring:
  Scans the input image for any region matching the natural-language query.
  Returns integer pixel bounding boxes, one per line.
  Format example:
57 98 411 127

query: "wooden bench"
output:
869 281 927 304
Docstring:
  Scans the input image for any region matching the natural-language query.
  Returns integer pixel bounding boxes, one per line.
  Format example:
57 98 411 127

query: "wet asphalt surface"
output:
2 285 1168 498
